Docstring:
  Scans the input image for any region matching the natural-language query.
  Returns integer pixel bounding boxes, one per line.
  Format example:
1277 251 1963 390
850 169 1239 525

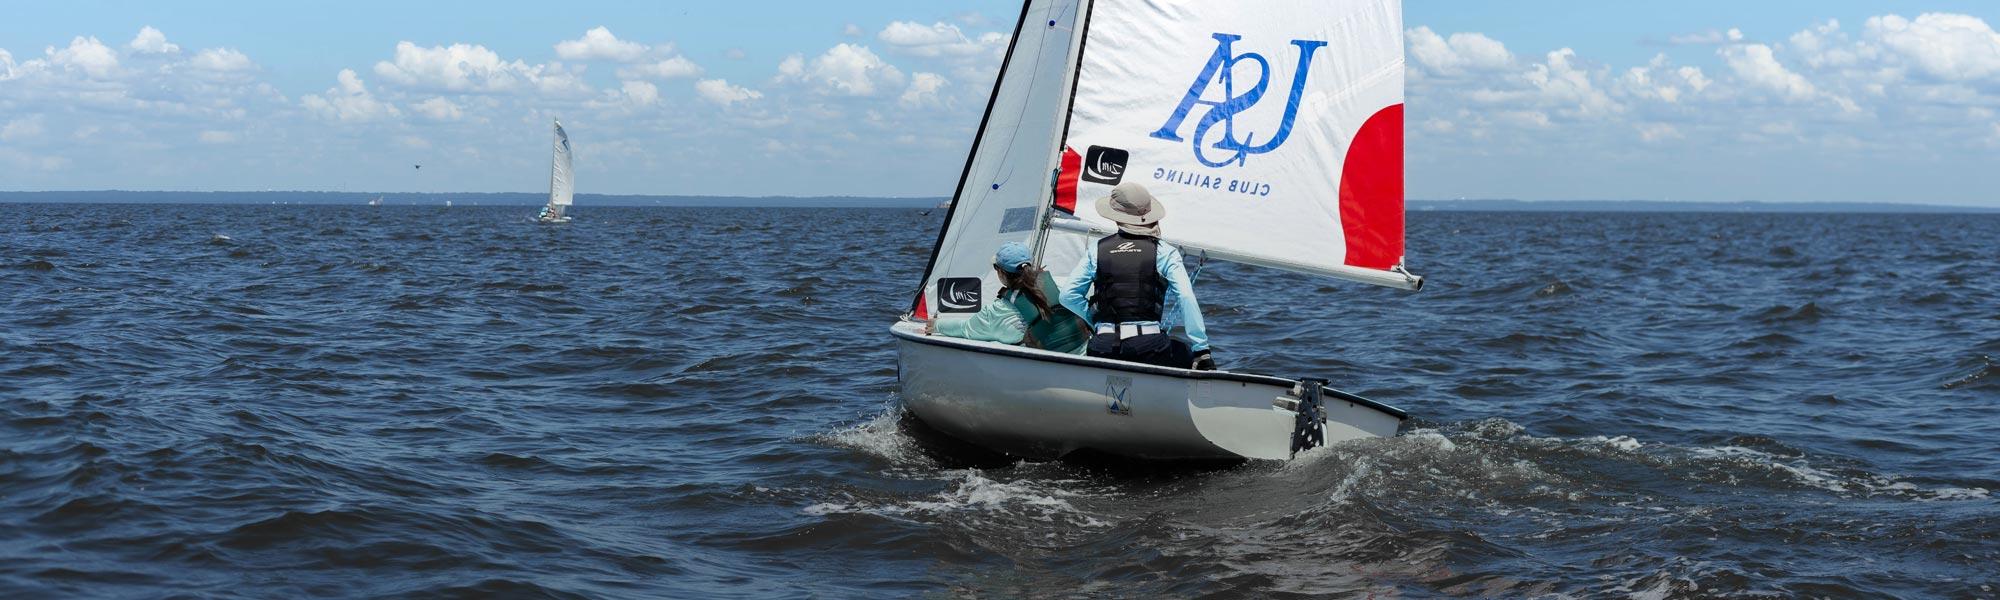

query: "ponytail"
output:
1000 263 1053 322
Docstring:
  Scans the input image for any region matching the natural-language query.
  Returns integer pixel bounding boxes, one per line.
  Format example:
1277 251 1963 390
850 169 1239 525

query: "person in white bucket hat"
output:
1059 182 1214 370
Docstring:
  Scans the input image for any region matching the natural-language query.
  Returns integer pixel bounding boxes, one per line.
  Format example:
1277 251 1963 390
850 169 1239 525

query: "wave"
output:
1942 355 1995 390
803 469 1108 529
1753 302 1827 324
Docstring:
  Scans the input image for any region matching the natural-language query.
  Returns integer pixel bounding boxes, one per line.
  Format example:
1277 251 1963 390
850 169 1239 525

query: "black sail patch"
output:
1082 145 1129 185
936 278 982 313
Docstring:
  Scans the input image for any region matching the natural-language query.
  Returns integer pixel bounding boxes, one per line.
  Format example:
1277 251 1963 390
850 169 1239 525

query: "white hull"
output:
891 321 1403 461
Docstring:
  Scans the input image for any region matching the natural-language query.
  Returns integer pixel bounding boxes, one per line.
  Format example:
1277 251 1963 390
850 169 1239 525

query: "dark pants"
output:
1087 332 1191 369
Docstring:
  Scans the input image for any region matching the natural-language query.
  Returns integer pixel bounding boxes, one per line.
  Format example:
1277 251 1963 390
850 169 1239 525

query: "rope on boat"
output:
1289 378 1329 458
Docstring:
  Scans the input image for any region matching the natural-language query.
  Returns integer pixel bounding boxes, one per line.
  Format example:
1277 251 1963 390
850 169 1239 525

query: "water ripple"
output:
1 204 1996 597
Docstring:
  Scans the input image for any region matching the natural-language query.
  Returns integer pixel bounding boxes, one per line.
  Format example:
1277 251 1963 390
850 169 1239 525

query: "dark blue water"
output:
3 203 1996 598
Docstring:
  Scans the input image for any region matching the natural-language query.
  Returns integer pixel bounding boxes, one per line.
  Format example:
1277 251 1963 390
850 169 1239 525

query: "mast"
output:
1028 0 1098 268
546 118 561 216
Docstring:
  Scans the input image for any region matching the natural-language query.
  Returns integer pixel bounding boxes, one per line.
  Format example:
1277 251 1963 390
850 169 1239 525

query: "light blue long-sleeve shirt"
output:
1060 238 1209 352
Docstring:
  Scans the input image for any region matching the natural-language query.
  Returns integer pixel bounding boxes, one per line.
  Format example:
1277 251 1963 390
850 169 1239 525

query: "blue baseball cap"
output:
994 241 1032 273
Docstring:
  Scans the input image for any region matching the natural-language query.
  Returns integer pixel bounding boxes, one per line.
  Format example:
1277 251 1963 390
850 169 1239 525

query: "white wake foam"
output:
815 404 920 465
804 469 1108 527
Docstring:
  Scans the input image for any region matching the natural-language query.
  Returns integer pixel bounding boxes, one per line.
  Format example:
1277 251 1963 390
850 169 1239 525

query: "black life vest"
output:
1089 232 1166 324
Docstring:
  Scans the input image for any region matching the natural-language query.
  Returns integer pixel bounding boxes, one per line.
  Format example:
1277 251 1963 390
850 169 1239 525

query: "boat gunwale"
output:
889 323 1408 420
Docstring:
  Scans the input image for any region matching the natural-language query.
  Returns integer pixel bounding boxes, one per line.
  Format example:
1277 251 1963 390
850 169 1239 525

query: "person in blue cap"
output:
925 241 1092 354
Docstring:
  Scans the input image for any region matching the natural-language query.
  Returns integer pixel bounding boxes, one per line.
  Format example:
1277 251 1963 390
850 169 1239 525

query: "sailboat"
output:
891 0 1419 461
537 119 575 224
368 196 383 206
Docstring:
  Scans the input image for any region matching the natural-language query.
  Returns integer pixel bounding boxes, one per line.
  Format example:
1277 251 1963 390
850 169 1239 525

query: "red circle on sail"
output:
1338 104 1404 270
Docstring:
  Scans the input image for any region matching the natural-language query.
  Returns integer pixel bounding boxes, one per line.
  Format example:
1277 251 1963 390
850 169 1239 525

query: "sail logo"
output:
1151 33 1327 168
937 277 981 313
1081 145 1127 185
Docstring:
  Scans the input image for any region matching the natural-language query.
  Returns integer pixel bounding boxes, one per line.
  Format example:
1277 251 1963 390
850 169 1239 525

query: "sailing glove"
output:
1191 349 1215 371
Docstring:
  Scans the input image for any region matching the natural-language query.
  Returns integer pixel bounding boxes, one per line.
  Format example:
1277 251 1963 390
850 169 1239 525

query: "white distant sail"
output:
543 119 574 221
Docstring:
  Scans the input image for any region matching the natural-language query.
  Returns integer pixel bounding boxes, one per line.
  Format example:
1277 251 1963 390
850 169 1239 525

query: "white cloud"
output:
843 24 865 37
413 97 463 121
694 78 762 107
1636 123 1682 142
1 116 46 142
198 130 236 144
1525 48 1621 117
190 48 254 72
128 26 180 55
372 41 589 96
0 147 69 172
301 68 400 122
877 22 1006 58
1407 27 1513 75
554 26 650 62
1619 55 1710 103
618 80 659 106
1865 13 2000 82
1497 110 1553 128
775 44 904 96
1788 20 1869 70
587 79 662 112
617 56 703 80
1669 28 1745 46
898 72 949 108
725 48 747 61
46 36 118 78
1721 44 1817 102
0 48 16 80
396 135 431 149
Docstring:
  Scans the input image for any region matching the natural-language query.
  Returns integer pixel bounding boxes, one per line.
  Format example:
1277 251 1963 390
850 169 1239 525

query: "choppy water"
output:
3 203 1997 598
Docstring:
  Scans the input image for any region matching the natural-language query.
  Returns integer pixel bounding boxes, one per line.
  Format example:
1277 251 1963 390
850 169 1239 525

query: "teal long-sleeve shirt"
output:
935 291 1027 345
1059 238 1209 352
934 289 1090 355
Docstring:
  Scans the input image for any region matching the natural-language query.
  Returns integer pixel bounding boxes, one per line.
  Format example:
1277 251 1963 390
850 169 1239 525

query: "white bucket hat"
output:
1094 182 1163 235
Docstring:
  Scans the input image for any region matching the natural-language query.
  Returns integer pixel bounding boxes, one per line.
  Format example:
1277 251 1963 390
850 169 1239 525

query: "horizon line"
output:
1 189 1996 208
4 191 1997 213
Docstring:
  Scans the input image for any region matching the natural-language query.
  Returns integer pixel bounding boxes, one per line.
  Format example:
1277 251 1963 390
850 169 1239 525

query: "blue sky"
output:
3 1 1999 205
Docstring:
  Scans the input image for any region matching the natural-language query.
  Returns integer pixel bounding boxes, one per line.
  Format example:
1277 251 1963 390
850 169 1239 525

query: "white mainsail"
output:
545 119 574 219
1049 0 1415 289
911 0 1089 319
916 0 1415 322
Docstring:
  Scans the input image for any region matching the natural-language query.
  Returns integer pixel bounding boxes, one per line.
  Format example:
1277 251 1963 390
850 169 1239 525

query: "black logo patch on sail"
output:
1081 145 1128 185
937 277 982 313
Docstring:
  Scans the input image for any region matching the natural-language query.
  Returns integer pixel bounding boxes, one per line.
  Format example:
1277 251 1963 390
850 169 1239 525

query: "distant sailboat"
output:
369 196 383 206
537 119 575 224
